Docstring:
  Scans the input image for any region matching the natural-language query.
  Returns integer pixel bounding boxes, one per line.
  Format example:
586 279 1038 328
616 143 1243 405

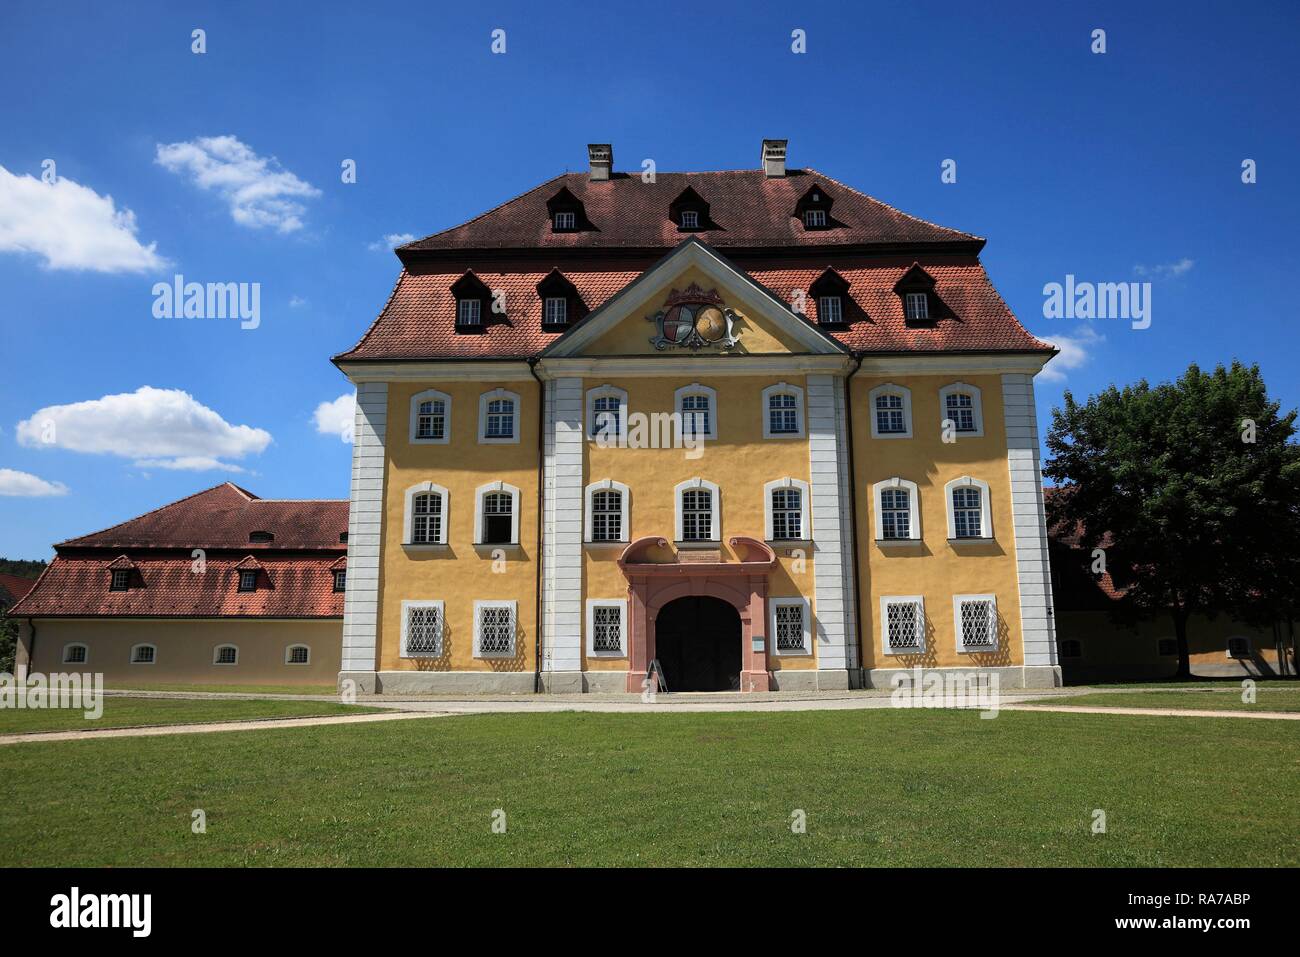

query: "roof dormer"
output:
808 268 855 326
546 186 591 233
794 184 835 231
894 263 947 325
234 555 265 593
536 269 586 329
450 271 494 331
248 530 274 544
669 187 713 232
107 555 137 592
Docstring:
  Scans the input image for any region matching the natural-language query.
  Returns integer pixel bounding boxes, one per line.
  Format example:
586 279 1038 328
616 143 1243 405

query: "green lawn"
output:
1046 689 1300 713
0 709 1295 867
105 682 338 695
0 697 381 734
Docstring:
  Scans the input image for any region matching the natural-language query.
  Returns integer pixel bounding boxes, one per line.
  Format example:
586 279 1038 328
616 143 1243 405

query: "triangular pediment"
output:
540 238 848 358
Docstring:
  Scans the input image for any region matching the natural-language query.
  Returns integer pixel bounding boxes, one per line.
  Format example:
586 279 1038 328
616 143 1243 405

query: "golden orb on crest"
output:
694 306 727 342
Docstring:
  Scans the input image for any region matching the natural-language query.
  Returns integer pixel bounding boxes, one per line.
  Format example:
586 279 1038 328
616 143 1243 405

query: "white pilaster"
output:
1001 373 1059 672
807 374 854 680
341 381 388 677
542 377 584 681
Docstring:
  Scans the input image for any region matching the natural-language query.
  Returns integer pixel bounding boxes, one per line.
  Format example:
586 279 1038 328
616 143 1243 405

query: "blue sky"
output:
2 0 1297 560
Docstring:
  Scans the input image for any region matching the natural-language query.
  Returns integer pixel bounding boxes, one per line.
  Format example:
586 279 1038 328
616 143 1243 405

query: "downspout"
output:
844 352 866 687
527 358 546 694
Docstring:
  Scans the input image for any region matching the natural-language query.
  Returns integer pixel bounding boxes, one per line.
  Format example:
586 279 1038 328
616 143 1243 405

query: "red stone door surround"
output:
618 536 777 692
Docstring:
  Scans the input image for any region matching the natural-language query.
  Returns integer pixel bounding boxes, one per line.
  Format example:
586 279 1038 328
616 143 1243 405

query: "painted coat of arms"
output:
647 284 740 351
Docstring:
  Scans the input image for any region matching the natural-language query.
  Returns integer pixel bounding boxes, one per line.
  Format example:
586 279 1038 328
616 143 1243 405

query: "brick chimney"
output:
761 139 788 178
588 144 613 181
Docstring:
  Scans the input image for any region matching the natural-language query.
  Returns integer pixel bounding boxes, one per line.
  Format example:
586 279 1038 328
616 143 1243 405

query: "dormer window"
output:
238 569 257 592
333 570 346 592
458 298 481 326
546 187 588 233
669 187 711 232
809 268 853 325
110 569 130 591
249 530 273 544
544 297 567 325
905 292 929 321
804 209 826 228
795 184 834 231
680 210 699 229
553 211 576 231
817 295 842 324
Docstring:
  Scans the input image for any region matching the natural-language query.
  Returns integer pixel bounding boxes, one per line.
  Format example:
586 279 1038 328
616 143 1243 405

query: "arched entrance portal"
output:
654 596 742 692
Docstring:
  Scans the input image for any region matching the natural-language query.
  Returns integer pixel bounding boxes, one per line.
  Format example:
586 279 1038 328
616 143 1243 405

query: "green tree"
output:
1044 361 1300 678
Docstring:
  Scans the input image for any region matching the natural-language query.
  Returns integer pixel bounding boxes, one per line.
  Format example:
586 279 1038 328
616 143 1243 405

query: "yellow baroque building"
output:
332 142 1062 694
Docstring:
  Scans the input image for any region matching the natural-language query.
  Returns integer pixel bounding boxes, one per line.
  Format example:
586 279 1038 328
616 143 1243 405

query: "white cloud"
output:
1133 258 1194 279
0 164 166 273
0 468 69 497
368 232 416 251
314 392 355 443
289 295 308 308
15 386 271 472
1036 325 1104 383
155 135 320 233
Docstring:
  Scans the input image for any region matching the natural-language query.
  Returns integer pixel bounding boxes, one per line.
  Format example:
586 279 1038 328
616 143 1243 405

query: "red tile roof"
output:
400 170 981 252
10 554 343 618
337 255 1050 361
0 573 38 607
59 483 347 550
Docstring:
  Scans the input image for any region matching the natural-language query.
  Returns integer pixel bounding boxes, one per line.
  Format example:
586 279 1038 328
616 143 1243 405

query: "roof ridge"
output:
802 168 982 243
55 483 249 547
400 172 570 249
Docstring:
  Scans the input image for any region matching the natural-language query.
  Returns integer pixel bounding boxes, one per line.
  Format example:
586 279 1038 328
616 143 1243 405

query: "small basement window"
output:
286 645 310 665
214 645 239 665
109 568 131 591
131 644 156 664
238 569 258 592
63 643 88 664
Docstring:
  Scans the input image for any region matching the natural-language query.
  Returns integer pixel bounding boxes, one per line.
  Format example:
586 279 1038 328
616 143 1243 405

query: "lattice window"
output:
333 570 346 592
109 568 130 591
415 398 446 440
768 392 799 434
945 392 976 432
591 490 622 542
804 209 827 228
287 645 309 664
775 603 805 651
238 569 257 592
404 604 443 657
680 210 699 229
875 393 906 434
411 492 442 544
958 599 997 651
885 600 922 652
952 487 983 539
485 399 515 439
681 488 712 541
478 605 514 656
592 605 623 653
818 295 842 324
880 488 911 540
131 645 155 664
215 646 238 665
553 211 576 230
63 644 87 664
458 298 481 326
544 296 568 325
905 292 929 321
771 488 802 540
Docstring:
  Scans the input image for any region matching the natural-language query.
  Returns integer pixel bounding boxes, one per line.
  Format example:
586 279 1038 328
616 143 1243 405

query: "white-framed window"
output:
213 644 239 665
938 382 983 437
586 598 628 657
109 568 131 591
544 296 568 325
680 210 699 229
130 643 156 665
401 600 444 658
944 476 993 540
770 597 812 655
905 291 929 321
817 295 842 324
872 478 921 543
62 643 88 665
804 209 826 228
553 210 576 231
674 383 717 441
763 478 810 542
954 595 998 653
584 479 630 544
1227 636 1251 659
409 389 451 444
474 481 521 546
868 383 912 439
237 569 258 592
674 478 720 543
457 298 481 326
285 645 310 665
586 384 628 442
761 382 805 438
403 482 449 546
880 596 925 655
478 388 520 444
474 600 517 658
333 569 346 592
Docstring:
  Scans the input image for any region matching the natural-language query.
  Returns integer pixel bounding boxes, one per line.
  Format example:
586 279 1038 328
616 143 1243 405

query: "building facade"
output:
10 484 345 686
335 142 1062 694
